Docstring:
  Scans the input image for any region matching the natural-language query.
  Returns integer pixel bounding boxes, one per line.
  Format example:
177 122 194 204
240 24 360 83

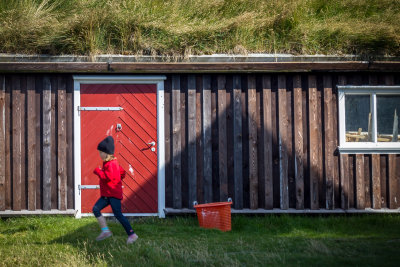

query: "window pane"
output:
345 95 371 142
377 95 400 142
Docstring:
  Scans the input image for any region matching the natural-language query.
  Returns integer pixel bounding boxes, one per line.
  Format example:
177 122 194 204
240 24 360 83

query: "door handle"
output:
147 141 156 146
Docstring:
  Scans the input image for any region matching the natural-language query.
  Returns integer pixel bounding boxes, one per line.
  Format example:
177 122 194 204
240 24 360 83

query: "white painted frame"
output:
73 75 166 218
338 85 400 154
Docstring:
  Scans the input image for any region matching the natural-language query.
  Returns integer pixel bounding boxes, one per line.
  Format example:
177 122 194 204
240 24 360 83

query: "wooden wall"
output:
0 72 399 212
0 74 74 211
163 73 400 210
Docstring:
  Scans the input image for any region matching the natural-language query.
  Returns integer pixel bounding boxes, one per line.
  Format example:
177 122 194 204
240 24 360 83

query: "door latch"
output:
147 141 156 152
116 124 122 132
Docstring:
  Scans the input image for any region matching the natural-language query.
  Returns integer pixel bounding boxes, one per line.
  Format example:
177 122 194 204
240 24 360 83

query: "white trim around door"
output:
73 75 167 218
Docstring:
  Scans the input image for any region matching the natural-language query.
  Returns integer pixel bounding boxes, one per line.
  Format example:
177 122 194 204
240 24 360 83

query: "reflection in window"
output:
345 95 371 142
377 95 400 142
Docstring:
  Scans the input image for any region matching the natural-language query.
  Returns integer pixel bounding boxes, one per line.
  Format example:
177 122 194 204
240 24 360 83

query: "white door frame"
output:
73 75 167 218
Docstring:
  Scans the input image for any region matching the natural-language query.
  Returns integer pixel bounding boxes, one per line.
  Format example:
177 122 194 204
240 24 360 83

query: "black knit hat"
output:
97 136 115 155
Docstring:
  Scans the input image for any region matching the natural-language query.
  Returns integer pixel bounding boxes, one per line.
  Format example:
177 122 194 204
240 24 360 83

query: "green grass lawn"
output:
0 0 399 57
1 215 400 266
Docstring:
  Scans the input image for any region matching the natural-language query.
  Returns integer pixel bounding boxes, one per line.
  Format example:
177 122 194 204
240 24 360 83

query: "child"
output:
92 136 139 244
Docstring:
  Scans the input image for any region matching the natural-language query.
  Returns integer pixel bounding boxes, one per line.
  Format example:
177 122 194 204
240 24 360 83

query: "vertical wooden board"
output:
211 76 219 202
12 75 22 211
187 75 197 208
226 75 234 200
247 75 258 209
172 75 182 209
20 75 27 210
51 76 57 210
372 154 381 209
364 155 371 208
380 155 387 208
286 76 295 208
164 76 172 208
0 75 5 211
397 155 400 209
66 75 74 209
388 154 397 209
35 76 42 209
262 75 273 209
196 75 204 204
217 75 228 201
4 76 11 210
202 75 212 203
332 75 340 209
323 75 334 209
57 76 67 210
317 79 324 208
278 75 289 209
180 75 188 208
256 76 263 208
355 154 365 209
302 78 309 209
293 75 304 209
308 75 319 209
348 155 355 208
27 75 36 211
340 154 349 209
271 77 280 208
42 75 52 210
233 75 243 209
241 76 249 208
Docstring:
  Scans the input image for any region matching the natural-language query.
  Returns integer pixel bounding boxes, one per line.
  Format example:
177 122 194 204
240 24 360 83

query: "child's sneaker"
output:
96 231 112 241
127 233 138 244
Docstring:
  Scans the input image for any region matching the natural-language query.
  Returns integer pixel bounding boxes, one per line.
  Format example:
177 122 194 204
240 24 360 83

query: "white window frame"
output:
338 85 400 154
73 75 166 218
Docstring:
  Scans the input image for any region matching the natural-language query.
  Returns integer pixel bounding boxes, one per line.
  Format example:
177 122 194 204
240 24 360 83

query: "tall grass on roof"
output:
0 0 399 57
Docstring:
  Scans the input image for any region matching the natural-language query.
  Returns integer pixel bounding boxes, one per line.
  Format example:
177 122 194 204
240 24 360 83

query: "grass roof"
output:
0 0 399 57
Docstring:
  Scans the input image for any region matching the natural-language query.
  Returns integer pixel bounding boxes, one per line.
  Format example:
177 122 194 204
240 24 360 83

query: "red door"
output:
80 84 158 214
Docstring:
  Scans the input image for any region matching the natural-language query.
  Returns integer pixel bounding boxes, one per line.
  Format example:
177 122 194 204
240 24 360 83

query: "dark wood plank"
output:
286 77 295 208
302 77 309 209
5 76 11 210
272 77 280 208
42 76 52 210
211 76 219 202
57 76 67 210
12 76 22 211
372 154 381 209
262 75 273 209
256 76 263 208
340 154 349 209
233 75 243 209
66 75 74 209
388 154 397 209
355 154 365 209
226 75 234 201
293 75 304 209
27 75 36 210
35 76 42 209
0 75 5 211
180 75 188 208
364 155 371 208
202 75 212 203
217 75 228 202
20 75 27 210
187 75 197 208
164 76 172 208
308 75 319 209
241 76 249 208
317 79 324 208
323 75 334 209
172 75 182 209
380 155 387 208
348 155 355 208
397 155 400 209
196 75 204 204
51 76 57 210
278 75 289 209
247 75 258 209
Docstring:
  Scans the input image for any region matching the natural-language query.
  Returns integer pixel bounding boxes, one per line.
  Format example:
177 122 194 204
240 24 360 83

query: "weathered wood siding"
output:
164 73 400 210
0 74 74 211
0 72 399 212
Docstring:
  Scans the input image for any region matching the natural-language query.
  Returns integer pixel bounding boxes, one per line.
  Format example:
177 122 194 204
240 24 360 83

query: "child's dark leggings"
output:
92 197 135 236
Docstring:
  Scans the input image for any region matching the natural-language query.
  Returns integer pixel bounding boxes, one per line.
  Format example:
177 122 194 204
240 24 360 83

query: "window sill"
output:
338 143 400 154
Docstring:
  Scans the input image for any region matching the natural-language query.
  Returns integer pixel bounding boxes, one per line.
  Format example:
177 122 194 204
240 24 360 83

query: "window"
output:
338 85 400 153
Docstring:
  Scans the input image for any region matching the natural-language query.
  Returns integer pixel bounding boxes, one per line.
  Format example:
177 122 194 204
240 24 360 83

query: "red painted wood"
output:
80 84 158 213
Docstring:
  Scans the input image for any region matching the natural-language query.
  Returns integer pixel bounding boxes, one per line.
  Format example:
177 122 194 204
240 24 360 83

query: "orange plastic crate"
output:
194 201 232 232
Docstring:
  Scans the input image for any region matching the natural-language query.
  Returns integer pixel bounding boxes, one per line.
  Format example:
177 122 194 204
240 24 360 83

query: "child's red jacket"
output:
93 159 126 200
